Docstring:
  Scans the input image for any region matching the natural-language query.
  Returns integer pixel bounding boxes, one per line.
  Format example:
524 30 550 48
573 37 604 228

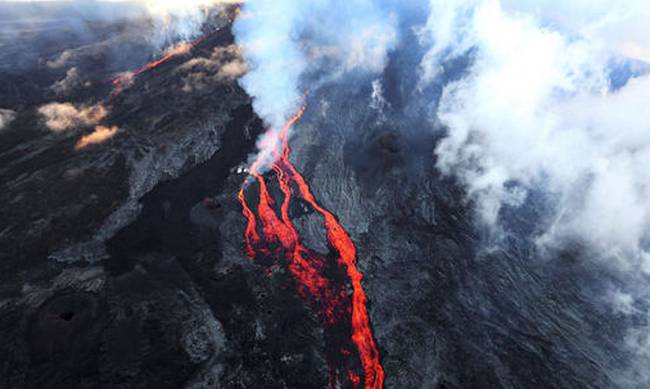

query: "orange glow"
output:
74 125 119 150
238 187 260 259
111 34 208 96
237 105 384 388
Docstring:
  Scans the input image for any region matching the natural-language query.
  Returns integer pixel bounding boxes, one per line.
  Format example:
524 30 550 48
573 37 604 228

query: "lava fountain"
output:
238 105 384 388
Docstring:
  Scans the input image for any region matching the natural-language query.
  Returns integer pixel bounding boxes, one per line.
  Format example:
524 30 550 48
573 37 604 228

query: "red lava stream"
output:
110 33 209 96
238 106 384 388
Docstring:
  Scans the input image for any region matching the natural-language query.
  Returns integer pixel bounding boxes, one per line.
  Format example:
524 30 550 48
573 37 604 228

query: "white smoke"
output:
51 67 85 96
0 108 16 131
9 0 240 46
38 102 107 132
420 0 650 263
134 0 241 45
370 79 388 111
233 0 397 170
418 1 650 384
502 0 650 64
179 44 247 92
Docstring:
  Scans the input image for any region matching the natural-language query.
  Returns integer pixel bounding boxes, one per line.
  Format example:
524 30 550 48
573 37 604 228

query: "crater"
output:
28 292 101 364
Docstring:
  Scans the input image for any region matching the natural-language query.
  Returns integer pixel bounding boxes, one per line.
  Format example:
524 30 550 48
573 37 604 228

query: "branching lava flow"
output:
238 105 384 389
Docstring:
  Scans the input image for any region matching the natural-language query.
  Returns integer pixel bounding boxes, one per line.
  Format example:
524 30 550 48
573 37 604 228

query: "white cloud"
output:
501 0 650 64
417 0 480 85
0 108 16 131
179 44 247 92
234 0 397 172
419 1 650 383
38 102 107 132
134 0 241 44
370 79 388 111
421 0 650 261
11 0 239 48
51 67 85 95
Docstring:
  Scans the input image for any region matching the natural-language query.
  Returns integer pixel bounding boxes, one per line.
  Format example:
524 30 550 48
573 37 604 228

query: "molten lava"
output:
111 34 208 96
238 106 384 388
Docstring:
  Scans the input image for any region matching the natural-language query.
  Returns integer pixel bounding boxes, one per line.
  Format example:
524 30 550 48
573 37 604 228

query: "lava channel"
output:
110 33 209 96
238 106 384 389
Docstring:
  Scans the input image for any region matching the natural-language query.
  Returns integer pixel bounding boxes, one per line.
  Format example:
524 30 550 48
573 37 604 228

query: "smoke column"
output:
135 0 241 46
233 0 397 172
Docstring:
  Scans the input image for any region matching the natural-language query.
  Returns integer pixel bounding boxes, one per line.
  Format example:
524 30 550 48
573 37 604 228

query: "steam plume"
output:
420 0 650 262
233 0 398 171
38 102 107 132
51 67 85 96
133 0 241 45
0 109 16 131
179 44 247 92
418 1 650 384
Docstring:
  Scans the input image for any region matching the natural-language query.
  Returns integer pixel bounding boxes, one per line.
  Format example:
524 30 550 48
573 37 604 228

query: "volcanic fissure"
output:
238 106 384 389
111 32 211 96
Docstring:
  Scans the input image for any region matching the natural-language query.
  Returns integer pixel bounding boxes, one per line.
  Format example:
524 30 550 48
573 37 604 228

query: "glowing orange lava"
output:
111 34 208 96
238 106 384 388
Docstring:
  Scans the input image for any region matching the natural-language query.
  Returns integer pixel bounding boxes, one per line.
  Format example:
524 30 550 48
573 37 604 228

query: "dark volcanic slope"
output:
273 78 623 388
0 5 629 389
0 14 239 270
0 8 262 388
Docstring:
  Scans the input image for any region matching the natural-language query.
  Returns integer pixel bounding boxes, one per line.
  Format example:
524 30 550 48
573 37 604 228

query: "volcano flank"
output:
0 2 635 389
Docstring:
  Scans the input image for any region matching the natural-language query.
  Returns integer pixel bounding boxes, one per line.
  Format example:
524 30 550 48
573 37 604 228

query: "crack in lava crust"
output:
238 106 384 389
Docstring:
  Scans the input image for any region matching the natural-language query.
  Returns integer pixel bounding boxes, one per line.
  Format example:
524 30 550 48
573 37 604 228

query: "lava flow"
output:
238 106 384 388
111 33 208 96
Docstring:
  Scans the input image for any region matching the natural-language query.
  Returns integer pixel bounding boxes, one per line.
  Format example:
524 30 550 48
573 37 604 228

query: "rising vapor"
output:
233 0 397 172
417 1 650 385
0 109 16 131
38 102 108 132
134 0 241 45
420 0 650 262
179 44 247 92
